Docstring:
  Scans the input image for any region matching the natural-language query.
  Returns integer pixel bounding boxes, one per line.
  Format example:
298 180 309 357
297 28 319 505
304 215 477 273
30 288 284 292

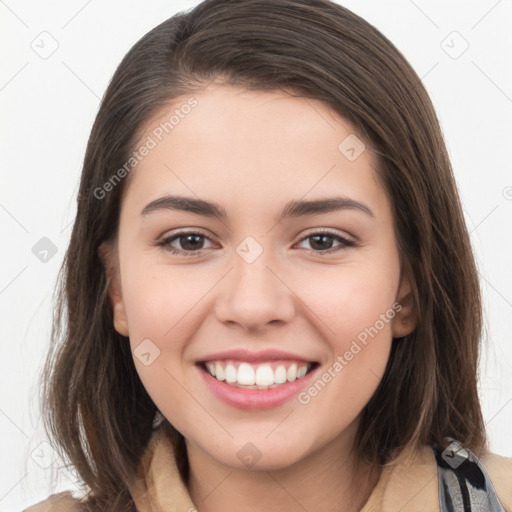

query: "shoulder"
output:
480 450 512 510
23 491 83 512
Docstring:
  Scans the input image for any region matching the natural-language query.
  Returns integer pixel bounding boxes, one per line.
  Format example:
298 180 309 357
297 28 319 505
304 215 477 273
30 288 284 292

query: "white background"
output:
1 0 511 510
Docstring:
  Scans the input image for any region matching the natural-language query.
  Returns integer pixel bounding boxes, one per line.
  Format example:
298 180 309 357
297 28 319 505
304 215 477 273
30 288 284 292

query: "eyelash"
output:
156 229 356 256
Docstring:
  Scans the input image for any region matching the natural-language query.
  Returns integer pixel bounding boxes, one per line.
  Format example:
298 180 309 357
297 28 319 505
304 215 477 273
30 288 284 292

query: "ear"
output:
391 271 417 339
98 241 129 337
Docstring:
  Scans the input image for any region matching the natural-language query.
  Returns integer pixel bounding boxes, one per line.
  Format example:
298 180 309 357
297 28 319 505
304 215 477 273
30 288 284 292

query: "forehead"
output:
122 84 387 219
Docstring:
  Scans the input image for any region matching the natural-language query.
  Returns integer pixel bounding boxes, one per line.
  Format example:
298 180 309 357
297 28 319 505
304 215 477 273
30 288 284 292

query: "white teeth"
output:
237 363 255 385
204 361 311 388
225 364 237 383
274 365 287 384
296 365 307 379
255 365 274 386
287 363 297 382
215 361 225 381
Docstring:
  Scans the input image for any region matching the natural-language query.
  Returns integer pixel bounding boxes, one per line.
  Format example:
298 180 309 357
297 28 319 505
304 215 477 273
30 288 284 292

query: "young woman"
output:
26 0 512 510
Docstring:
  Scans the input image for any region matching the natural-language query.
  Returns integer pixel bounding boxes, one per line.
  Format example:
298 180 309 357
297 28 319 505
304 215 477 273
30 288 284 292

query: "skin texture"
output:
102 84 417 512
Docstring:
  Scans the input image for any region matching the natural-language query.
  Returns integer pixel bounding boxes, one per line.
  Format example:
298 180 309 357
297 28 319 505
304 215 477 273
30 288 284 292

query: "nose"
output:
214 249 296 332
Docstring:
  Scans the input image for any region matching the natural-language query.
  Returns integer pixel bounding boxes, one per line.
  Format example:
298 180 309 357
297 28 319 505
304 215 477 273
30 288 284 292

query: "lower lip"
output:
197 364 318 410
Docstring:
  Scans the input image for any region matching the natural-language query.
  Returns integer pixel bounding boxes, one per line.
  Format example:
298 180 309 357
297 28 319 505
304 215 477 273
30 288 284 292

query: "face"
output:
102 84 416 471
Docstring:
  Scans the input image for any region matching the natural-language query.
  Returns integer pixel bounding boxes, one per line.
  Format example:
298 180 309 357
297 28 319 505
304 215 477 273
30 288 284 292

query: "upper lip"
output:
198 348 316 363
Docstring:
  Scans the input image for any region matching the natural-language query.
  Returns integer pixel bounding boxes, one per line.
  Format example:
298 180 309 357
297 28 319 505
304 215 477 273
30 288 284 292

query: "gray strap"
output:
432 439 507 512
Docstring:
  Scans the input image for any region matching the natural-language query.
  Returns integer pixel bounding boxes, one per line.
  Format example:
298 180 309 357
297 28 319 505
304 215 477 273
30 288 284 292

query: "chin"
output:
195 432 316 472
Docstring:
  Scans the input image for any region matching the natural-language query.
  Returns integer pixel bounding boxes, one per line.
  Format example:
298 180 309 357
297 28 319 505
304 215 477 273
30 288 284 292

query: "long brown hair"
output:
40 0 487 509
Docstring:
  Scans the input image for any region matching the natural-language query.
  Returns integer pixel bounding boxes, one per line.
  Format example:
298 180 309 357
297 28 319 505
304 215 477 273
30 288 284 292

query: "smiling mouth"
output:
198 360 319 390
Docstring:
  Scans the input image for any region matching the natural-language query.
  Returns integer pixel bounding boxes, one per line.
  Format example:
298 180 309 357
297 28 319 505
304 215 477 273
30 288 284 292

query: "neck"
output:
186 425 380 512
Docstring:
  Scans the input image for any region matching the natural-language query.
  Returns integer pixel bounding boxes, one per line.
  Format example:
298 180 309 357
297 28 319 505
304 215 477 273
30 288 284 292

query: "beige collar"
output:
128 426 512 512
360 443 439 511
129 427 196 512
128 427 441 512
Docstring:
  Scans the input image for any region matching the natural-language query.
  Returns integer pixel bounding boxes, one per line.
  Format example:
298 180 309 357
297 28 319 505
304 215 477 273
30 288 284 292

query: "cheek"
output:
293 258 399 409
293 259 399 345
119 259 217 410
120 255 215 343
118 260 203 424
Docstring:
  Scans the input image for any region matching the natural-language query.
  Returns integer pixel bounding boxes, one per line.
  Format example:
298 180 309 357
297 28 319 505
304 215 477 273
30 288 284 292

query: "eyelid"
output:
158 226 212 238
296 227 355 243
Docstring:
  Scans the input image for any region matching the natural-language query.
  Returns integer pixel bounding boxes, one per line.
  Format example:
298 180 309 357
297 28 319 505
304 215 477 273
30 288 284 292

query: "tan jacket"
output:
25 427 512 511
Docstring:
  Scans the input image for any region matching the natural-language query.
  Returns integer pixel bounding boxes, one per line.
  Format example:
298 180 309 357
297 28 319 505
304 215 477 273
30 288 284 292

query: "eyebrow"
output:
140 195 374 221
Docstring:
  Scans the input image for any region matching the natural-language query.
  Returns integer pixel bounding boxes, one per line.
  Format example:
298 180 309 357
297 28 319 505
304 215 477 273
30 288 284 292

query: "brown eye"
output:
157 231 214 255
296 232 355 254
175 233 205 251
